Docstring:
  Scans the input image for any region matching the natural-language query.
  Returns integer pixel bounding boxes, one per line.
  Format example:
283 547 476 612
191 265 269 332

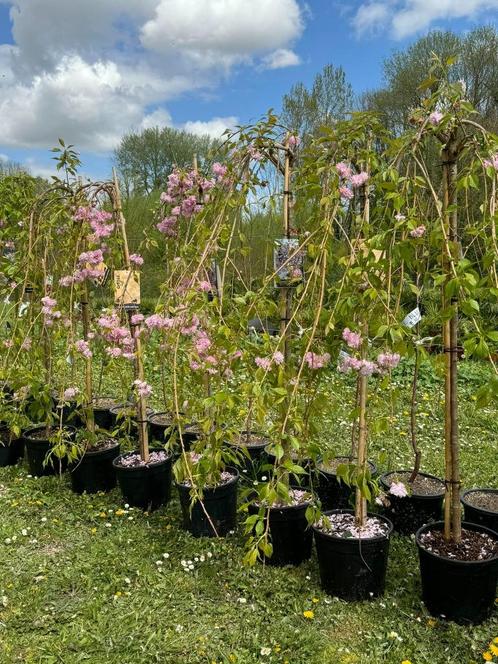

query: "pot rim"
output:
380 470 445 498
175 466 240 490
415 520 498 565
229 431 270 449
312 508 393 542
80 439 121 456
112 447 172 470
461 488 498 516
318 456 377 476
23 424 76 442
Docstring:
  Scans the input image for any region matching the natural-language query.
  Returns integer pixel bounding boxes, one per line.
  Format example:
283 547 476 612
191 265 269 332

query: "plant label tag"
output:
339 350 350 360
18 302 29 317
402 307 421 328
274 238 304 286
114 269 140 307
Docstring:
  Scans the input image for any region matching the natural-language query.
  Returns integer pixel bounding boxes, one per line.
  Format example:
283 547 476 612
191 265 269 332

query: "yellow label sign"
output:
114 269 140 306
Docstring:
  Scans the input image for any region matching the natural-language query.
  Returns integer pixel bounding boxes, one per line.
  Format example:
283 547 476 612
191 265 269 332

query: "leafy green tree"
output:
114 126 217 196
363 26 498 132
282 64 355 138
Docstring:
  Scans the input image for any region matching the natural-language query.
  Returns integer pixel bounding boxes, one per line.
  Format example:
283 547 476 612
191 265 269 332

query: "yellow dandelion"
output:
312 597 319 604
115 509 125 516
274 645 281 653
99 512 106 518
490 644 498 656
483 652 492 662
427 618 437 628
114 591 122 598
303 610 314 619
401 660 413 664
494 638 498 644
90 527 97 535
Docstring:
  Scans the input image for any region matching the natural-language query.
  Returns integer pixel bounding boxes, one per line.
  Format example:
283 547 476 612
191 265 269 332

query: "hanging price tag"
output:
114 269 140 308
402 307 422 328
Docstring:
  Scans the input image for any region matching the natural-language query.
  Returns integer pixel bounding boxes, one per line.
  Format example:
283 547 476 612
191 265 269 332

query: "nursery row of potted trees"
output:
0 63 497 625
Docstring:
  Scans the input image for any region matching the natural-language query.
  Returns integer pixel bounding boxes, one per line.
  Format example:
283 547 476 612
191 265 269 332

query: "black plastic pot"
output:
461 489 498 534
148 411 176 444
313 510 393 600
113 448 173 511
22 425 74 476
265 449 314 488
380 471 445 535
249 500 313 566
416 521 498 624
176 469 239 538
92 397 122 430
0 427 24 467
70 441 121 494
317 457 377 510
229 431 269 481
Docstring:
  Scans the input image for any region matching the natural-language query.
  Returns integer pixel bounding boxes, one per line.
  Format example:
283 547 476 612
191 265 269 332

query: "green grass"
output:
0 362 497 664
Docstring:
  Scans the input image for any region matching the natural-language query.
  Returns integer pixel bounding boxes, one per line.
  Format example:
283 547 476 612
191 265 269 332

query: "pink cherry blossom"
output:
429 111 444 126
342 328 362 349
130 254 144 266
63 387 79 400
410 225 426 238
389 481 408 498
351 172 369 188
304 352 331 369
336 162 352 179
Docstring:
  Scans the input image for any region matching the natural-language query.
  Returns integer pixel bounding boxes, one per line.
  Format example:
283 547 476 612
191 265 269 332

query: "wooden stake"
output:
81 280 95 436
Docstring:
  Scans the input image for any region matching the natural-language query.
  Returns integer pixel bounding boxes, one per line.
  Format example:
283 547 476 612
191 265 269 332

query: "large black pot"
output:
249 500 313 566
113 448 173 511
380 470 445 534
176 469 239 538
461 489 498 534
265 449 314 488
23 425 74 476
313 509 393 600
416 521 498 624
229 431 269 482
0 426 24 467
317 457 377 510
70 441 121 494
148 411 176 443
109 404 154 436
92 397 123 430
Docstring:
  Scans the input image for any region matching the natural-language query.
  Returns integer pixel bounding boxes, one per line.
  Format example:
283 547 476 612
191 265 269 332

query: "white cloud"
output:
141 0 303 67
261 48 301 70
140 108 173 130
183 116 238 139
353 0 498 39
0 0 305 152
0 153 8 162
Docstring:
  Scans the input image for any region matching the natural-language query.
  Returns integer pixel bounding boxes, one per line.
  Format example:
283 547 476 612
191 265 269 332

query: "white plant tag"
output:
18 302 29 317
402 307 421 328
339 349 350 361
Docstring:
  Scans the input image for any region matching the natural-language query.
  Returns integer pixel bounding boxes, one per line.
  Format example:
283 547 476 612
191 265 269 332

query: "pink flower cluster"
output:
429 111 444 126
342 327 362 349
248 144 262 161
336 162 369 200
41 296 61 327
73 206 114 241
133 380 152 398
157 166 222 237
338 349 400 376
63 387 79 401
389 481 408 498
410 225 426 238
75 339 92 359
130 254 144 267
288 135 300 148
255 350 285 371
304 352 331 369
97 312 135 360
484 154 498 171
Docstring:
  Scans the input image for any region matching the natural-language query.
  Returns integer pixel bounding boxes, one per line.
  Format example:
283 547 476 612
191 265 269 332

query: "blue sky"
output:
0 0 496 180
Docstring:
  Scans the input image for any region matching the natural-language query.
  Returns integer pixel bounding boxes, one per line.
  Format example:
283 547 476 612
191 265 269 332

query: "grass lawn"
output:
0 361 497 664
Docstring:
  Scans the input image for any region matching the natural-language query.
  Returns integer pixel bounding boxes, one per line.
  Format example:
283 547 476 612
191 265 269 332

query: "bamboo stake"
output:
81 279 95 436
278 137 293 485
112 168 149 463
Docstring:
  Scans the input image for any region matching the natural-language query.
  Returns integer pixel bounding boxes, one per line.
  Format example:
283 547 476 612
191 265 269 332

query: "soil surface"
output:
84 438 118 454
149 412 176 426
464 490 498 513
92 397 122 410
383 471 444 497
316 512 390 540
25 427 69 441
115 450 169 468
257 488 311 508
319 456 375 475
233 433 269 448
419 527 498 561
0 427 16 444
180 470 236 489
